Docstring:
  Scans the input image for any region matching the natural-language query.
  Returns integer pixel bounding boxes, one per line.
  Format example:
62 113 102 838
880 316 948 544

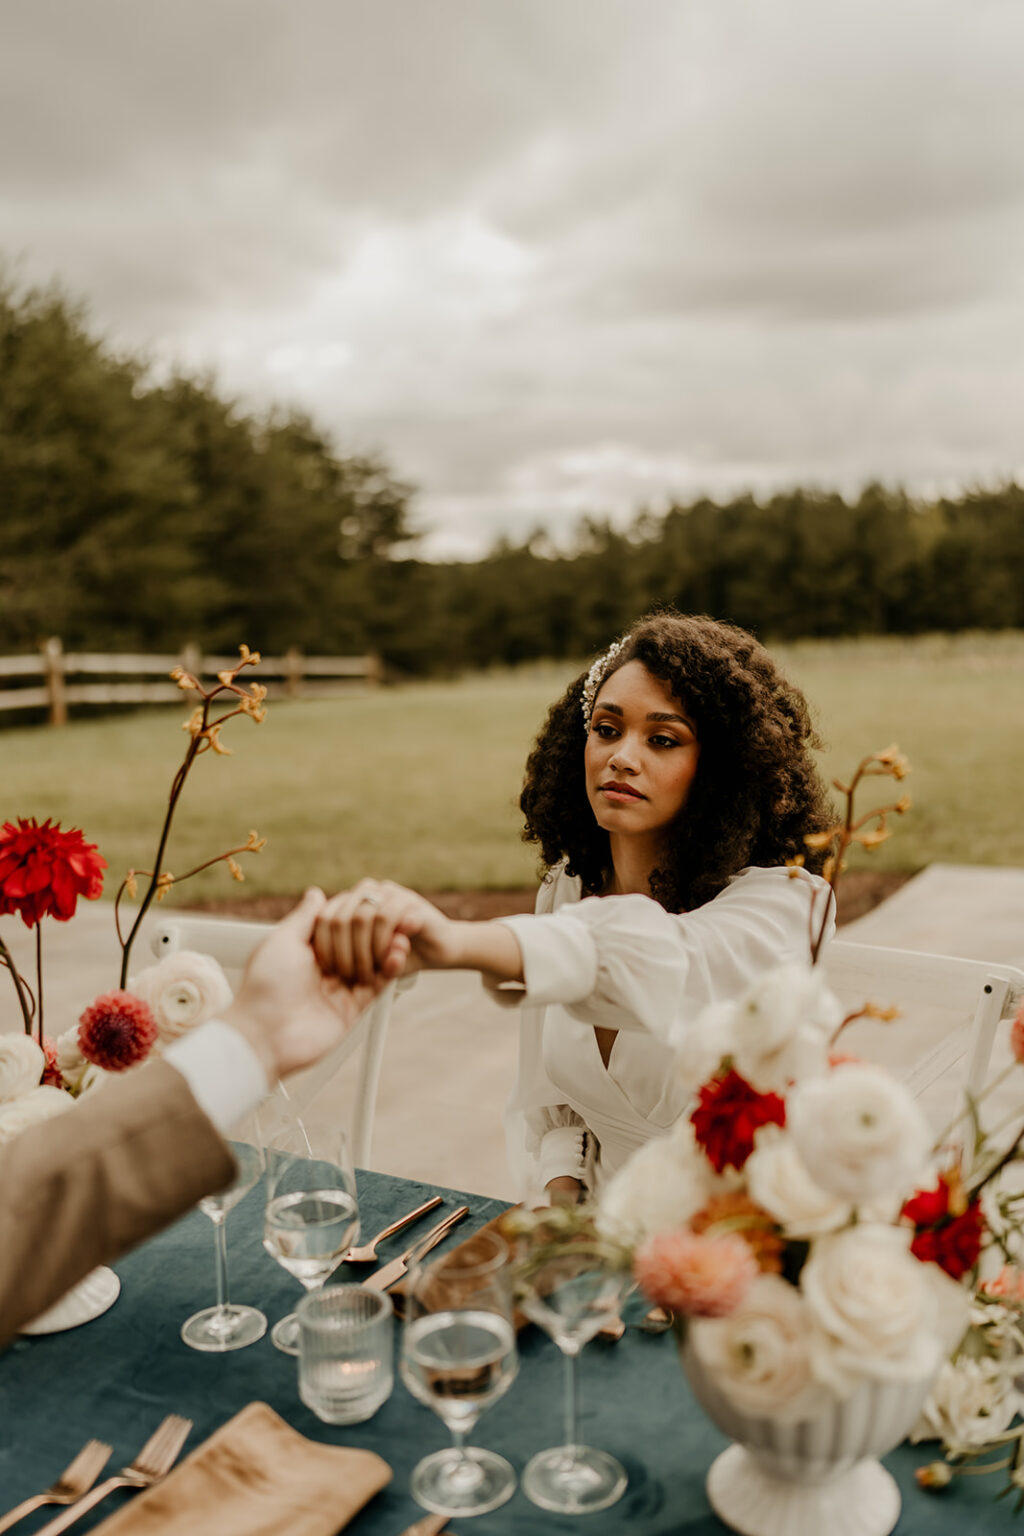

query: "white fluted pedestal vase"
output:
681 1336 935 1536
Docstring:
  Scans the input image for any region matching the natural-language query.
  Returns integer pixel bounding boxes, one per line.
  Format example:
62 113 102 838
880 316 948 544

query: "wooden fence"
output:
0 639 380 725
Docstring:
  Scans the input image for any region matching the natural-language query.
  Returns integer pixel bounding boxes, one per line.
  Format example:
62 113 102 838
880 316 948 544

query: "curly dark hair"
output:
519 611 834 912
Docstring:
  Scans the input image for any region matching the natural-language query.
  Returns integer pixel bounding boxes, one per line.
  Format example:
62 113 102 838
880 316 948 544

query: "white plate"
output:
20 1266 120 1334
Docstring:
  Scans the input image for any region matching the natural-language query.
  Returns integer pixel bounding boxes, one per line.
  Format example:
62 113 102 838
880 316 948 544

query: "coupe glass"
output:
181 1115 266 1352
400 1229 519 1517
516 1238 632 1513
262 1123 359 1355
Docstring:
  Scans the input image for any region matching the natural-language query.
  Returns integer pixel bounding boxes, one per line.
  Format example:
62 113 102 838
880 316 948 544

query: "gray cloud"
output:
2 0 1023 555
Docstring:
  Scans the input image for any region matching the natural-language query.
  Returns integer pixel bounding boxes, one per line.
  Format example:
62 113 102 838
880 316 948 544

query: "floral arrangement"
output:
595 979 1022 1415
508 745 1024 1503
0 648 268 1144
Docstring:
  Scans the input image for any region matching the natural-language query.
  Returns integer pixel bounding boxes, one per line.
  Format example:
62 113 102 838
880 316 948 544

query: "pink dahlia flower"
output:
980 1265 1024 1303
40 1036 63 1088
78 991 158 1072
634 1228 759 1317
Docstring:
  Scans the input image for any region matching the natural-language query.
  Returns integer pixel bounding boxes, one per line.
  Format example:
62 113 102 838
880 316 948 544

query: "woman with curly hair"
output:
315 611 835 1203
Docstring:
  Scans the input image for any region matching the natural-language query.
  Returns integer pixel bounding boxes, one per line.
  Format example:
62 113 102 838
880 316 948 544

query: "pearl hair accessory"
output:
580 638 626 730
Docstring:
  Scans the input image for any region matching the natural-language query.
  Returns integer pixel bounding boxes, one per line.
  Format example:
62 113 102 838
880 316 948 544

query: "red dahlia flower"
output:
690 1068 786 1173
78 991 158 1072
902 1174 985 1280
0 818 107 927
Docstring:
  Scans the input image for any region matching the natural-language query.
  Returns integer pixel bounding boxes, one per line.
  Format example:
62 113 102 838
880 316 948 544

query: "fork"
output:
0 1440 112 1533
343 1194 443 1263
34 1415 192 1535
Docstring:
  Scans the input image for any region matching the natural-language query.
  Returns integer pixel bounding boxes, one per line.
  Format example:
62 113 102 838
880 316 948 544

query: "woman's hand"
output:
545 1176 585 1207
312 879 458 986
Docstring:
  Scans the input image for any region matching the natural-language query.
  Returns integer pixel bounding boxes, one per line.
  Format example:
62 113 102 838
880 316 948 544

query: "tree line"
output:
3 278 1023 679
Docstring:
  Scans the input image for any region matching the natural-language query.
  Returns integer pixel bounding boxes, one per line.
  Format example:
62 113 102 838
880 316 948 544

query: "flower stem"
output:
34 924 44 1044
119 734 201 986
0 935 34 1034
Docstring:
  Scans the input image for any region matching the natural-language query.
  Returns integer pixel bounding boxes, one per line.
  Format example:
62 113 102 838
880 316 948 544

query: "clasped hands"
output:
312 879 459 986
229 881 482 1087
312 879 525 991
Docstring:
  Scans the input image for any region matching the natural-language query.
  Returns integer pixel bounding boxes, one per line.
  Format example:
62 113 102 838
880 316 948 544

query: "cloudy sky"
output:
3 0 1023 556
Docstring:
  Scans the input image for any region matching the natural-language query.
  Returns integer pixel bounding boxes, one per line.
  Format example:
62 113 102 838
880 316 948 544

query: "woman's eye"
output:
650 734 679 749
593 722 618 739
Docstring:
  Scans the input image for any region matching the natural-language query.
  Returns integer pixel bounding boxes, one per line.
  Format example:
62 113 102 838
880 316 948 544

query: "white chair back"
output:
823 939 1024 1132
149 915 393 1169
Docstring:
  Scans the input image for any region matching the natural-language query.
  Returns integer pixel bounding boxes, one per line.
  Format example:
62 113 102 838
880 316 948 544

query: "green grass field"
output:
2 634 1022 905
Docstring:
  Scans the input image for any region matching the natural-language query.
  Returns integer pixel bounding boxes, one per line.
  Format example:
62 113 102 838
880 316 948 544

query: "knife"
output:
364 1205 470 1290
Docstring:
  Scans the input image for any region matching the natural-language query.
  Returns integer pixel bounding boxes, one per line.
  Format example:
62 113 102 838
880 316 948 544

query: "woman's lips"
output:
600 782 645 802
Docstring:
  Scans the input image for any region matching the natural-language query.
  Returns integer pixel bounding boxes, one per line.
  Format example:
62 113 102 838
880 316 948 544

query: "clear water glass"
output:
262 1123 359 1355
517 1240 632 1513
181 1124 266 1352
298 1284 394 1424
400 1229 518 1517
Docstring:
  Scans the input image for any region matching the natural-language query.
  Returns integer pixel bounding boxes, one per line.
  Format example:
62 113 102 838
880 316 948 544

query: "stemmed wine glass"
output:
400 1229 519 1517
181 1112 266 1352
516 1237 633 1513
262 1122 359 1355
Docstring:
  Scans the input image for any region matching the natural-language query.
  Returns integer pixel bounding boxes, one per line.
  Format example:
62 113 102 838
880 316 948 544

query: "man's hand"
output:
222 888 401 1082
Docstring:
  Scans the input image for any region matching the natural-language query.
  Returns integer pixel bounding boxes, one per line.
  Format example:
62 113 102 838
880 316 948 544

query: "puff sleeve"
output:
496 866 832 1050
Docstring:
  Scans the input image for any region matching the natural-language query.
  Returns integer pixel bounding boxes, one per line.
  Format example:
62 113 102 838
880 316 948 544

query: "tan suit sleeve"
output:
0 1058 236 1346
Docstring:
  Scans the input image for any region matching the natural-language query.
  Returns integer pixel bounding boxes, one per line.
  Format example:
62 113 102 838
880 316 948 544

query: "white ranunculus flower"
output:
77 1064 112 1096
730 963 841 1093
787 1063 932 1203
0 1085 73 1145
911 1355 1022 1447
55 1025 89 1092
673 1001 735 1095
802 1225 970 1397
745 1128 852 1239
597 1121 717 1247
0 1034 44 1102
690 1274 830 1419
128 951 233 1044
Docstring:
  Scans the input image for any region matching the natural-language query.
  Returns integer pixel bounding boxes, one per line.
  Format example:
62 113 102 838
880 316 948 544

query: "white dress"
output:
490 863 834 1203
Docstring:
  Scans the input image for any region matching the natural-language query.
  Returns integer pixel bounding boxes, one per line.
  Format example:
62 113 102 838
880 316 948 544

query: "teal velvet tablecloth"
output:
0 1169 1013 1534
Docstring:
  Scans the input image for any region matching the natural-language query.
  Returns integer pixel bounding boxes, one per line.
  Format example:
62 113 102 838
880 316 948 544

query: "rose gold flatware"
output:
364 1206 470 1291
0 1440 112 1532
595 1312 626 1342
639 1304 674 1334
34 1415 192 1535
343 1195 443 1263
395 1514 451 1536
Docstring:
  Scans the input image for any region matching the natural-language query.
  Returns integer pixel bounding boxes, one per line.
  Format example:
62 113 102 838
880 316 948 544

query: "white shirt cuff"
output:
539 1124 589 1187
496 912 598 1008
163 1019 270 1136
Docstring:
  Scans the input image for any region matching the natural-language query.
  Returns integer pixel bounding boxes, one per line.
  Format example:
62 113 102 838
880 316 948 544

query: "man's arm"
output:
0 1058 237 1343
0 889 385 1348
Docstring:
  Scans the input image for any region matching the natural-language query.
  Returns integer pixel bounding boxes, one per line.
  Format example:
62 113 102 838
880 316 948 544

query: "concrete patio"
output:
3 862 1023 1199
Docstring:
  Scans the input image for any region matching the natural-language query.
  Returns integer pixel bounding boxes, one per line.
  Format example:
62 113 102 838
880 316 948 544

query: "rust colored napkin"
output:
91 1402 391 1536
390 1207 530 1330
